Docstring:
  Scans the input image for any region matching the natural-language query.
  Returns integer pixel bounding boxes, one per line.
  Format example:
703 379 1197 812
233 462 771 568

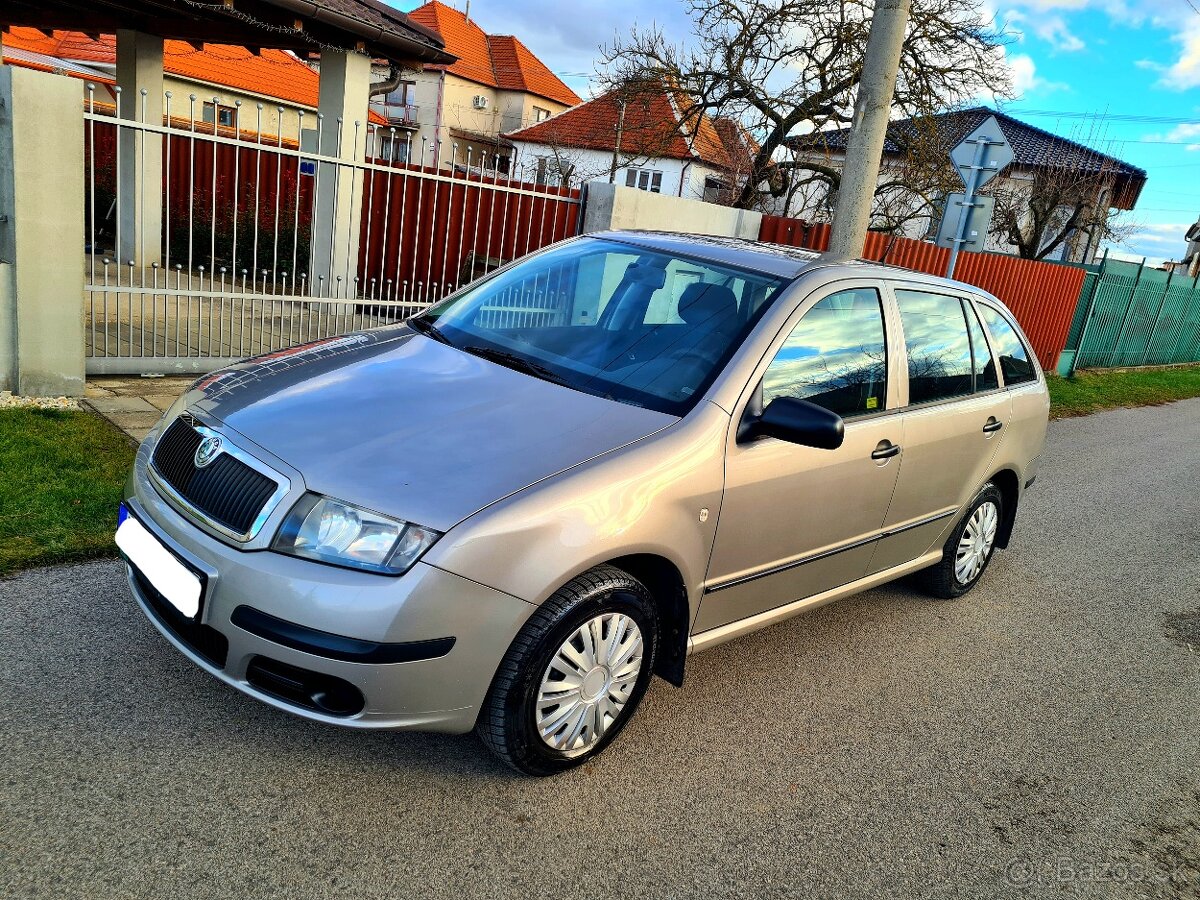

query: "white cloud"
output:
1034 16 1086 52
1150 122 1200 151
1105 221 1198 266
1165 20 1200 90
1005 53 1069 97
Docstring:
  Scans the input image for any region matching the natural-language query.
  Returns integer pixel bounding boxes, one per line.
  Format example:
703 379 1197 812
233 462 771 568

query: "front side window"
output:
762 288 887 418
414 238 786 415
895 289 974 404
533 106 551 122
977 304 1037 385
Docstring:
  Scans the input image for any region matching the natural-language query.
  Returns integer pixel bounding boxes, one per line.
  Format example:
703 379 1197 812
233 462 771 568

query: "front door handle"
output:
871 441 901 460
982 418 1004 434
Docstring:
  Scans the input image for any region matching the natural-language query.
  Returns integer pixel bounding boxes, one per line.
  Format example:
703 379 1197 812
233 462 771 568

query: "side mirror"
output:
742 397 845 449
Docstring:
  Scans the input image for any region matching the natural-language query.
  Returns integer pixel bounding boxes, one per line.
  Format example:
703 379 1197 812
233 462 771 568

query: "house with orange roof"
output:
0 27 389 139
504 81 752 201
372 1 581 170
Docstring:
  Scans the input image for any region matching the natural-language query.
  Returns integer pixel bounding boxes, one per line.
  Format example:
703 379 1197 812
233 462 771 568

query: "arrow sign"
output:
949 114 1014 189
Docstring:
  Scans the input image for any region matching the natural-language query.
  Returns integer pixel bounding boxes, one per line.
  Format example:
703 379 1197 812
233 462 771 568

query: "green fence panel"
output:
1076 260 1141 369
1110 267 1169 366
1073 259 1200 369
1144 275 1198 365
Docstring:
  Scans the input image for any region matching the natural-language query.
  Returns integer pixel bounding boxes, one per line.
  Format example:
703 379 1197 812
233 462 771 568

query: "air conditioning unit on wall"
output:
472 95 490 110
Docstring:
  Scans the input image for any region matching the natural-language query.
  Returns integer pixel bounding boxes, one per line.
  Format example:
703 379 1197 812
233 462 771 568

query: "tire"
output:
918 483 1004 600
476 565 658 776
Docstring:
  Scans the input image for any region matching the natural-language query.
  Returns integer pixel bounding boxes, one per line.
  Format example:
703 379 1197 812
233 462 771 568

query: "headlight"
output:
272 494 441 575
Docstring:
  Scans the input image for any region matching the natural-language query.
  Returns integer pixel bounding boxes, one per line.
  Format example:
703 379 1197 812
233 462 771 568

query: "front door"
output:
695 285 905 634
868 286 1011 573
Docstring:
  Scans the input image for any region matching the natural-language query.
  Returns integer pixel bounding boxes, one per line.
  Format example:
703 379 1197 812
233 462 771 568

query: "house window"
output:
376 132 411 164
533 106 551 122
202 101 237 129
625 168 663 193
703 176 729 204
387 81 417 107
381 81 419 126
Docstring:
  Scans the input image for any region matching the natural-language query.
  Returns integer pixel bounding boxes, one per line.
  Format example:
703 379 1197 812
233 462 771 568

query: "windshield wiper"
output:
408 316 451 344
460 344 571 387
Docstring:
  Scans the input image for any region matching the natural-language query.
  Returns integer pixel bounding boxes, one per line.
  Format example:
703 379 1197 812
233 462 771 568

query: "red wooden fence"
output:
356 162 580 301
759 215 1087 369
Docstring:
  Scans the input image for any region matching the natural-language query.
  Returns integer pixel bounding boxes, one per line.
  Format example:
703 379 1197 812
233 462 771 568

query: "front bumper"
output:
123 444 535 734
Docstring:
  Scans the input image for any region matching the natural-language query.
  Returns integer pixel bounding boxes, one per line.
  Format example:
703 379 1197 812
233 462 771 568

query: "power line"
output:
1015 108 1200 127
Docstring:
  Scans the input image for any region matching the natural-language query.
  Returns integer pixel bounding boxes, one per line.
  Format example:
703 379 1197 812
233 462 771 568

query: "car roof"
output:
588 231 822 280
586 231 999 303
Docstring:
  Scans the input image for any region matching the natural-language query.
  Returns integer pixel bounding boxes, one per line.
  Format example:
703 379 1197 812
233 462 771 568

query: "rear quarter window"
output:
977 304 1037 386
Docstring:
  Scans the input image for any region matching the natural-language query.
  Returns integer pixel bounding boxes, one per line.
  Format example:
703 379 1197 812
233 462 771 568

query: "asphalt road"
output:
2 401 1199 899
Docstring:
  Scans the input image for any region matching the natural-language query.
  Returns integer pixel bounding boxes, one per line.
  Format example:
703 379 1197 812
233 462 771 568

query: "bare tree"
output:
983 134 1136 260
599 0 1010 210
785 110 965 233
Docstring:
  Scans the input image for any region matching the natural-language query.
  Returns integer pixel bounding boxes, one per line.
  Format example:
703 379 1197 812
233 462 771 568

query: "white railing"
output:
83 84 581 373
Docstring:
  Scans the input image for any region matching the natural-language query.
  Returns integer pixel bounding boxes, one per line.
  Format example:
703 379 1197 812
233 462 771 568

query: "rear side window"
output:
762 288 887 418
977 305 1037 385
895 290 974 404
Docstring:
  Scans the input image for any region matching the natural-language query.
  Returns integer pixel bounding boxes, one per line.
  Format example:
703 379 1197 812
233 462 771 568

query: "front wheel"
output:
476 565 658 776
918 483 1003 599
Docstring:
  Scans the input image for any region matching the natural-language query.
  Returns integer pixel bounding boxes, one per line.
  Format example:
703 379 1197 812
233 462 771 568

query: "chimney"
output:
464 0 470 20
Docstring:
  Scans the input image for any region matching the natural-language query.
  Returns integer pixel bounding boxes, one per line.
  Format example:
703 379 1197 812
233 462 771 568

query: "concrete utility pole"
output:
825 0 912 262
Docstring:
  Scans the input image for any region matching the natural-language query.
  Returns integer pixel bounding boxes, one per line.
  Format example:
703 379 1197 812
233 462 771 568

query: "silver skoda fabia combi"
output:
119 231 1049 775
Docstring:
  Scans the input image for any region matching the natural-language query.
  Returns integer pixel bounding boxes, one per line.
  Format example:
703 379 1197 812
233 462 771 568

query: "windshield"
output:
411 238 788 415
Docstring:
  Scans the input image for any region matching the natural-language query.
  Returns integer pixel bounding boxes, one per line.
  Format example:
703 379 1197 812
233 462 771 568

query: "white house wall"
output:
506 139 730 199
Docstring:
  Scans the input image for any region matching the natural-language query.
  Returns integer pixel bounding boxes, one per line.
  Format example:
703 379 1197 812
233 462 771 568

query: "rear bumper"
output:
123 462 536 734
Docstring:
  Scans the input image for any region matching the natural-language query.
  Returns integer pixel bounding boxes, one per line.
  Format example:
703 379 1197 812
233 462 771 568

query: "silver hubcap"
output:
955 500 999 584
536 613 644 753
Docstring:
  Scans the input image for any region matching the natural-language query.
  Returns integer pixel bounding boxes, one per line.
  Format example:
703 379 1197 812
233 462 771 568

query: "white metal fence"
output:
83 84 582 374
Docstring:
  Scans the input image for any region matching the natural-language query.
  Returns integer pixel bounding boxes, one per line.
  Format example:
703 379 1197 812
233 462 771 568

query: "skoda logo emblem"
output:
194 435 223 468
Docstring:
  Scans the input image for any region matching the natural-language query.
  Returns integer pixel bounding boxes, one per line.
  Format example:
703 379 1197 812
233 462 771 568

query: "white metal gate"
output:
83 84 582 374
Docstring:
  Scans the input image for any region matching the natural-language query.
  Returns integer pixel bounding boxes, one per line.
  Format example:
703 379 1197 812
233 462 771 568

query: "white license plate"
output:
116 516 203 619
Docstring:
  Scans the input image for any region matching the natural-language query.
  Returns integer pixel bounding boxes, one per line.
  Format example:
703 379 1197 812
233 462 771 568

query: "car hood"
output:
187 328 676 532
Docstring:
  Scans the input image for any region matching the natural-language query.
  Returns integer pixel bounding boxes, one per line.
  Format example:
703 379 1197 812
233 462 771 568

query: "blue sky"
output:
395 0 1200 264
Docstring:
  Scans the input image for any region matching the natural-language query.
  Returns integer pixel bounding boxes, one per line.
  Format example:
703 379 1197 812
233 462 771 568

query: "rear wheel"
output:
476 565 657 776
918 483 1003 599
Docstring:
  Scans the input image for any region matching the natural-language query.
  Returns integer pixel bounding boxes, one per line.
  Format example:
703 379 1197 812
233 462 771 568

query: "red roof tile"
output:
406 2 580 107
2 28 387 124
486 35 580 107
505 82 733 169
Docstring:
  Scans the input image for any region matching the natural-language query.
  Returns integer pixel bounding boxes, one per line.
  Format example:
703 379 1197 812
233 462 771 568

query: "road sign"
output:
935 193 994 253
949 115 1013 190
945 115 1013 278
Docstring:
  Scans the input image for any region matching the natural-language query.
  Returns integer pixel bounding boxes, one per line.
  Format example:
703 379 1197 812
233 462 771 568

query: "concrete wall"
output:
581 181 762 240
0 65 85 396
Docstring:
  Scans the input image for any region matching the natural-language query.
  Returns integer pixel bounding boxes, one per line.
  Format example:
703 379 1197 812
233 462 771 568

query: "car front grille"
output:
151 415 279 538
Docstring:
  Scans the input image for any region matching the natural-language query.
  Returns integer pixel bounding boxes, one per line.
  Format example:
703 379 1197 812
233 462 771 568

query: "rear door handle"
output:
871 441 901 460
982 418 1004 434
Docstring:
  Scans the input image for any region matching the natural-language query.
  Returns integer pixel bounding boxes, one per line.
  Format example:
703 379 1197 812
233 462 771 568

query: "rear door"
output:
868 285 1011 574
